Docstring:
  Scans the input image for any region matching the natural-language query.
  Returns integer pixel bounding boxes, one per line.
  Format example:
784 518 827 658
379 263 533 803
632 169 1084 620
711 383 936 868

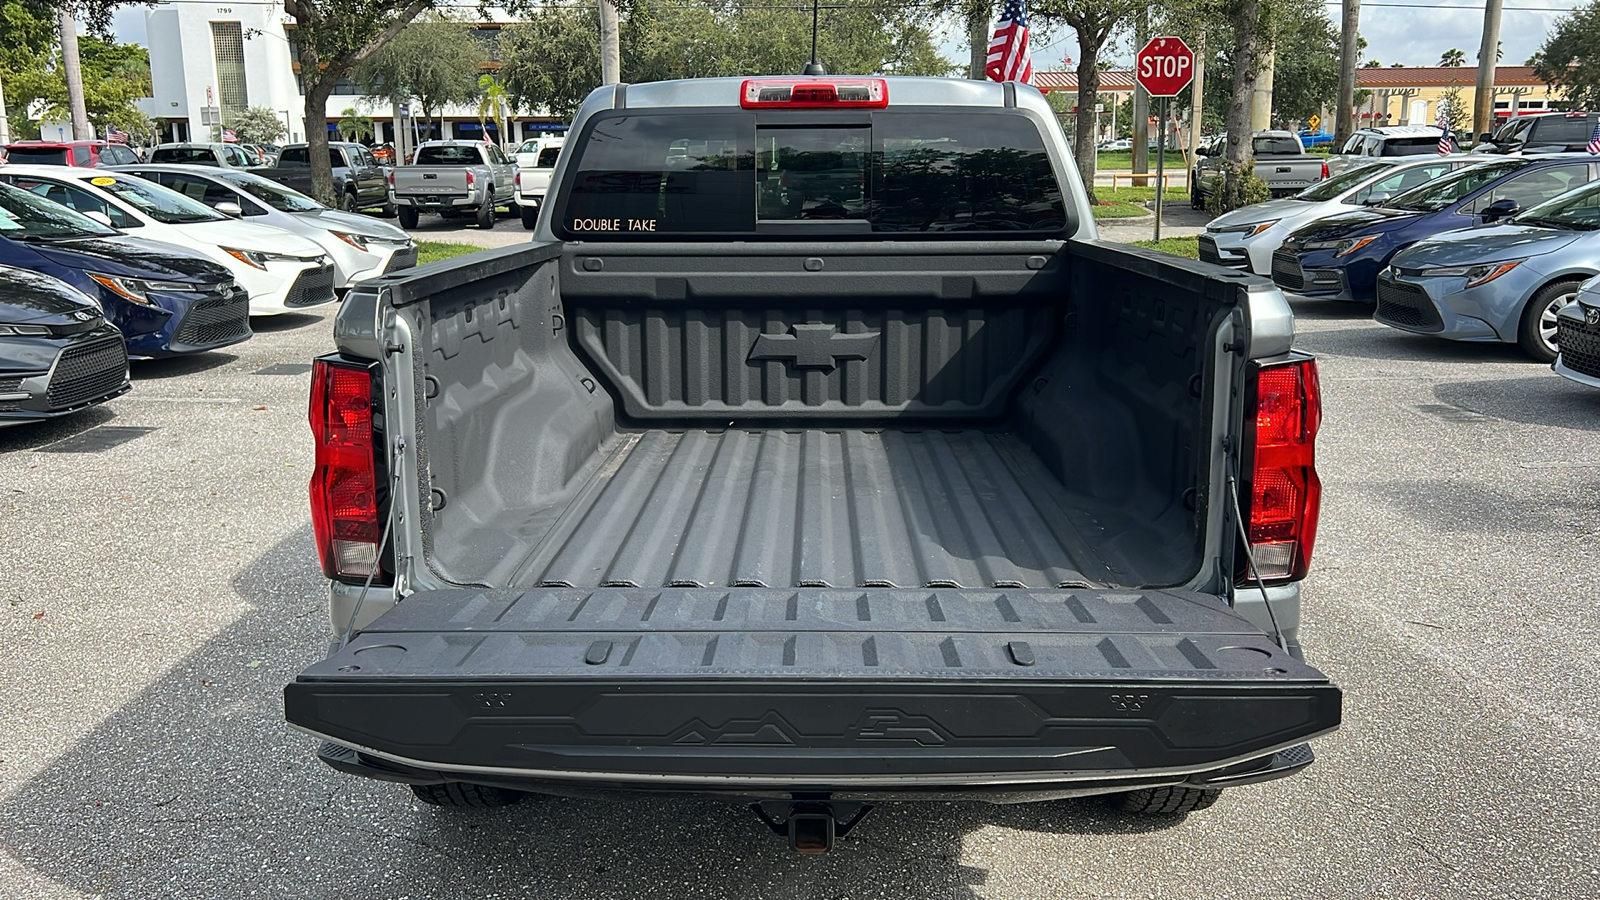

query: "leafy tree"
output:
1031 0 1143 206
1532 0 1600 110
337 107 374 142
4 30 150 139
1440 47 1466 66
229 106 288 144
1438 84 1469 133
352 12 485 137
1201 0 1338 129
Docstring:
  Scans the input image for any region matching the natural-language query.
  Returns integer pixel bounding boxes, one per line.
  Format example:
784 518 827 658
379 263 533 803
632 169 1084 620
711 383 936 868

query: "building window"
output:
211 22 249 120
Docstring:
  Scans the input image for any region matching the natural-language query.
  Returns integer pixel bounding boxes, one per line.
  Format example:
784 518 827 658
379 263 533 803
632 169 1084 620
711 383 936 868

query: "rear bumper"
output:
285 587 1342 794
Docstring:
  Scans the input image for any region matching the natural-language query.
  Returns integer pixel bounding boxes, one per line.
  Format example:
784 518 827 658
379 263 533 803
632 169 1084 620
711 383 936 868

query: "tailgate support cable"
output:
336 438 401 646
1227 473 1286 651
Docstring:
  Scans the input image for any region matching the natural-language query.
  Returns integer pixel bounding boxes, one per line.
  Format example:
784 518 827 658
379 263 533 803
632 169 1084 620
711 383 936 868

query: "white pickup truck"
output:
513 136 564 230
388 140 517 230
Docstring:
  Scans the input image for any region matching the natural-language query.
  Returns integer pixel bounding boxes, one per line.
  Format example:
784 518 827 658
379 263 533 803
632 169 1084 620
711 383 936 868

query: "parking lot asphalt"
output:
400 213 537 249
2 258 1598 899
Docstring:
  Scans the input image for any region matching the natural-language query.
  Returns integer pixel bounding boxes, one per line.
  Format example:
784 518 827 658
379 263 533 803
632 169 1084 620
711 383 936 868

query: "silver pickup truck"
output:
287 75 1341 853
389 140 517 229
1192 131 1328 206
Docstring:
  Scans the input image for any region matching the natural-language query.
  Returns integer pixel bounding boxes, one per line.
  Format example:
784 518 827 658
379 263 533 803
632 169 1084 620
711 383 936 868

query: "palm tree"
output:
477 75 509 145
1440 48 1466 67
337 108 374 143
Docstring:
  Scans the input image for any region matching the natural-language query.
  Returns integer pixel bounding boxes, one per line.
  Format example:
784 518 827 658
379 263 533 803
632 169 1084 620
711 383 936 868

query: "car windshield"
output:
218 172 323 212
1513 181 1600 231
0 181 119 240
1295 164 1388 201
95 175 226 224
1385 160 1527 211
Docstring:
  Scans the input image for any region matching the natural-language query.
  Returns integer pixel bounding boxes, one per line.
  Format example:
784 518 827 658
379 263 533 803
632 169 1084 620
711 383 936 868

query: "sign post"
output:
1135 36 1196 242
1308 113 1322 132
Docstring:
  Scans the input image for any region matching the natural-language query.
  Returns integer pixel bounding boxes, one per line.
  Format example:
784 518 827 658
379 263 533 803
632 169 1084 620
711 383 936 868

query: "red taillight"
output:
740 78 889 109
1321 161 1329 179
386 170 395 188
309 359 387 583
465 169 475 186
1242 358 1321 582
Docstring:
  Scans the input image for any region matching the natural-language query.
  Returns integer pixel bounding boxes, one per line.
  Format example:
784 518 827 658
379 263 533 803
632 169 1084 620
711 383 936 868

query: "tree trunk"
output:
969 8 989 80
0 61 10 145
58 9 91 140
1225 0 1263 179
598 0 621 85
1472 0 1502 141
1335 0 1359 143
1074 40 1102 207
1130 10 1148 185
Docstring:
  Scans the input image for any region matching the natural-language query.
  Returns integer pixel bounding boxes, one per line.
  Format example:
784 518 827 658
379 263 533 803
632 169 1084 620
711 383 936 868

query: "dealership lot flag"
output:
986 0 1033 84
1588 121 1600 155
1437 105 1452 155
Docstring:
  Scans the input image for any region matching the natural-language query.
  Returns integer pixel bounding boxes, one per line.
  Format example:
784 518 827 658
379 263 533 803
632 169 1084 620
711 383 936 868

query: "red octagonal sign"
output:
1135 36 1195 97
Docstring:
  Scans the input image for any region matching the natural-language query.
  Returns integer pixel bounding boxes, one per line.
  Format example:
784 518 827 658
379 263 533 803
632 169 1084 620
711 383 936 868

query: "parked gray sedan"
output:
1374 178 1600 361
1553 275 1600 388
112 164 416 290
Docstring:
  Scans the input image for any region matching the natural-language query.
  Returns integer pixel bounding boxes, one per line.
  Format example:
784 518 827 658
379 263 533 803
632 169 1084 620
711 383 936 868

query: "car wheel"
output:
476 195 496 229
379 202 397 218
397 206 419 229
1190 177 1204 210
342 190 359 213
520 202 539 230
1111 786 1222 815
410 782 524 808
1518 280 1581 363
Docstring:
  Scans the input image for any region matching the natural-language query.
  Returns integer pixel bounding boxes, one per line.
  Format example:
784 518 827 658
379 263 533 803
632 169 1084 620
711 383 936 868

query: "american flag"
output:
106 126 128 144
1436 103 1452 155
221 128 238 143
986 0 1033 84
1587 120 1600 155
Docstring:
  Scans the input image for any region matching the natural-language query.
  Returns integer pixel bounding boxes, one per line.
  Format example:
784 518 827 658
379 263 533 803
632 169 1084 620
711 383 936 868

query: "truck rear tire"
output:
410 782 524 808
397 206 419 229
521 202 539 230
476 196 496 230
1112 786 1222 815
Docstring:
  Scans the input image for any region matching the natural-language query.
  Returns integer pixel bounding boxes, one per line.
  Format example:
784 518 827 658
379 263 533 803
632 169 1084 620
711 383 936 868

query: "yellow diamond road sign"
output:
1308 114 1322 130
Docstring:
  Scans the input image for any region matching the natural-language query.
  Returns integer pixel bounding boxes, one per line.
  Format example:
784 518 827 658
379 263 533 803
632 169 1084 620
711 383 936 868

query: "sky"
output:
110 1 1578 75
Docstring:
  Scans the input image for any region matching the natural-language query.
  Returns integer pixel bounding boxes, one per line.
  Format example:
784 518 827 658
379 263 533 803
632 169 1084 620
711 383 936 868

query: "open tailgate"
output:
285 587 1341 788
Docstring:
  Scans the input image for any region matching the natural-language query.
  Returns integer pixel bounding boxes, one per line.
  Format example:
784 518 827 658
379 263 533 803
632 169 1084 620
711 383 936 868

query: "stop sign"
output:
1135 36 1195 97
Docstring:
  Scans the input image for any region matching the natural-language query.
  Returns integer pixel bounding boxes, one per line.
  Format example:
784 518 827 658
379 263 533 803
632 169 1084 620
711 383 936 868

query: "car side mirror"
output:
214 201 243 217
84 211 114 227
1362 192 1391 206
1481 198 1519 222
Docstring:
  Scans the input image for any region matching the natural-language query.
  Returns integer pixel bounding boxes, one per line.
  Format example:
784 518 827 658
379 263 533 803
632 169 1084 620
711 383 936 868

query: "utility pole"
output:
969 3 989 79
598 0 621 85
1251 46 1275 131
1472 0 1502 142
1335 0 1360 144
0 68 10 144
1188 30 1206 165
1131 9 1149 185
58 8 91 140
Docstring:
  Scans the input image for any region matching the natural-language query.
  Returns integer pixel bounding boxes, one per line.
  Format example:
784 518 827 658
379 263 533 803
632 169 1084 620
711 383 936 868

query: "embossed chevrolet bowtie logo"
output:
748 324 880 370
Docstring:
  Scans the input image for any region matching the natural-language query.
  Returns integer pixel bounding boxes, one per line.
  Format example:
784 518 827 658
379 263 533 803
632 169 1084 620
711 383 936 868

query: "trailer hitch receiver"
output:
752 799 874 853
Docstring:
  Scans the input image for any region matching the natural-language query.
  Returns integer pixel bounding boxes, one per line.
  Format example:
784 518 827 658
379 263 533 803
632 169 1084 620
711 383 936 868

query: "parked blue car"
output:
1270 155 1600 303
1375 178 1600 361
0 181 248 358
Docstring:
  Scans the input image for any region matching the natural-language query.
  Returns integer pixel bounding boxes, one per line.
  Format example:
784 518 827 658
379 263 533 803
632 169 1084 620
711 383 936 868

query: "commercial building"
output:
134 0 563 146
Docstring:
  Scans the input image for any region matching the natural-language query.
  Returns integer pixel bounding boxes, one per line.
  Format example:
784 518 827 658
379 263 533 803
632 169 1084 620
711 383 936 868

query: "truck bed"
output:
495 426 1116 591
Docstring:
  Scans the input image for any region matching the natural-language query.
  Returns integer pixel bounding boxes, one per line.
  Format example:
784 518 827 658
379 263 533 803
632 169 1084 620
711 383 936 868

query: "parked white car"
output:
513 136 564 230
1199 155 1495 275
0 165 335 315
114 164 417 290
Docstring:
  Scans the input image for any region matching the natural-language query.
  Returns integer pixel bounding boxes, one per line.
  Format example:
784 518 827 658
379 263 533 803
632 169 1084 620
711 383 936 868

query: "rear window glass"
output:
1252 136 1302 155
151 147 218 165
5 147 70 165
1381 136 1449 156
416 145 485 165
278 147 309 166
1530 115 1600 145
537 147 561 167
558 111 1066 238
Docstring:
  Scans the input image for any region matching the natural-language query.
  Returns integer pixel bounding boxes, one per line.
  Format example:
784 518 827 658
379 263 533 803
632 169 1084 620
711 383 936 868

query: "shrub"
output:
1205 162 1272 215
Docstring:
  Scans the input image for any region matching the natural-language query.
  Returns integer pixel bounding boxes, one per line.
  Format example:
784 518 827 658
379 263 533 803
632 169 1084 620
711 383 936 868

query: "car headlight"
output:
87 272 204 305
220 247 313 271
0 323 53 336
1210 219 1280 237
330 232 370 251
1303 235 1379 257
1421 259 1525 288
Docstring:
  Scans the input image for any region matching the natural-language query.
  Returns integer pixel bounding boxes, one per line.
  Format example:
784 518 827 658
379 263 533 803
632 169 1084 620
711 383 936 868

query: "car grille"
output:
174 292 251 348
285 264 337 308
1375 276 1443 332
1271 251 1304 290
383 245 418 274
1556 314 1600 379
1198 235 1222 265
45 335 127 409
